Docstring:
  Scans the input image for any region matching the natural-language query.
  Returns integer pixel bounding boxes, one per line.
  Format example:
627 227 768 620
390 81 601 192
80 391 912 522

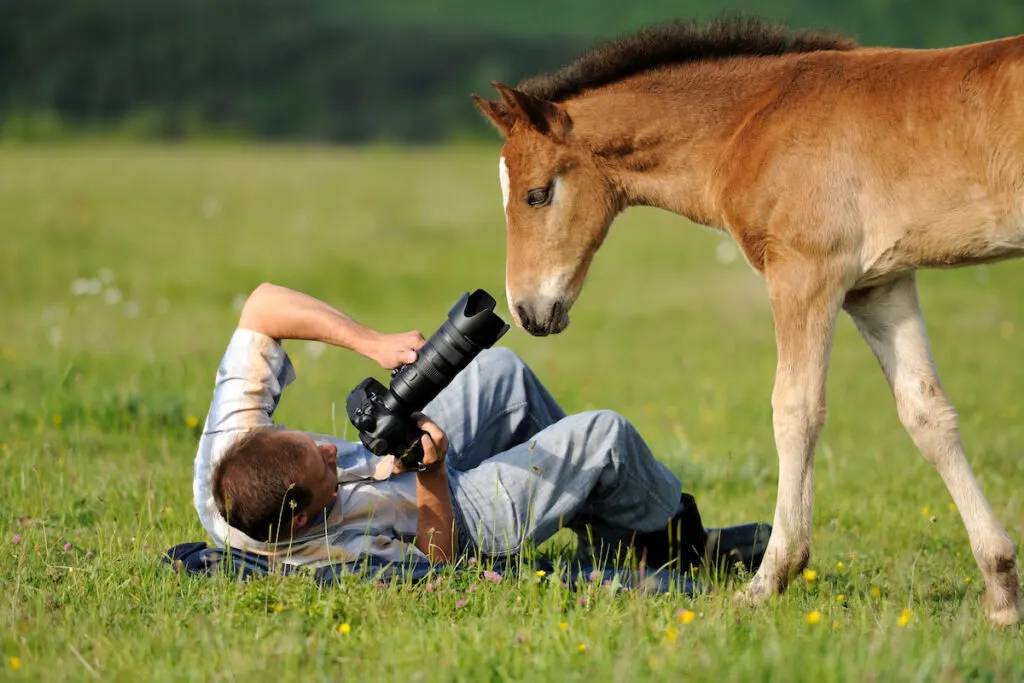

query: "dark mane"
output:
517 16 858 103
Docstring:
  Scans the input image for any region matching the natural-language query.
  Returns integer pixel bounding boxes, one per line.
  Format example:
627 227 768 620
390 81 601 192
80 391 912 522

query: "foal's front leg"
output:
741 261 845 602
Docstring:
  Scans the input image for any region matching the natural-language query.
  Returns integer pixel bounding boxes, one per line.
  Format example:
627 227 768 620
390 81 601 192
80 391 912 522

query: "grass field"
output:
2 143 1024 682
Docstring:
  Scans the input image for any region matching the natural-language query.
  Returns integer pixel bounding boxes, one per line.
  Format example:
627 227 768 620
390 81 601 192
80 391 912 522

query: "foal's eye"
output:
526 186 551 207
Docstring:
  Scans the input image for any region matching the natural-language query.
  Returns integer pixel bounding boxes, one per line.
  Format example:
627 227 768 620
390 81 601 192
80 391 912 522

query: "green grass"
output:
1 143 1023 682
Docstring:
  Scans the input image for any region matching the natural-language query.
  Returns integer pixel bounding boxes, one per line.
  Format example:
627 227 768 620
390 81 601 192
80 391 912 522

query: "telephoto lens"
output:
346 289 510 467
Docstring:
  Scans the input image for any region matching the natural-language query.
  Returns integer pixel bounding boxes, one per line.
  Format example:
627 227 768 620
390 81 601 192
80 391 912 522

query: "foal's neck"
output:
569 60 789 229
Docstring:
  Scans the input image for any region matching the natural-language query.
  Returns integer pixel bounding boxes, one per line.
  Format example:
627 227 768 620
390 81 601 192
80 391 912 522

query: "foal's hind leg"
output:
844 273 1022 626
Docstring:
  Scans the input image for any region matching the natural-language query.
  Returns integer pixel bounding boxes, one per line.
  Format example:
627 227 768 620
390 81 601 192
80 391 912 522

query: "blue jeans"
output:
421 348 684 558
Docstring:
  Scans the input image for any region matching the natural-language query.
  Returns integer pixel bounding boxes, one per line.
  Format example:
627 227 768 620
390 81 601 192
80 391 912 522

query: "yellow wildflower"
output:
949 503 957 512
805 611 822 625
577 643 586 653
535 570 546 578
921 507 930 516
677 609 696 624
803 569 817 582
832 620 841 630
871 586 881 598
837 594 845 603
559 622 568 631
273 602 283 613
964 577 972 583
338 623 351 635
51 413 62 426
664 627 678 643
836 561 845 570
8 656 20 671
186 415 199 429
898 607 911 627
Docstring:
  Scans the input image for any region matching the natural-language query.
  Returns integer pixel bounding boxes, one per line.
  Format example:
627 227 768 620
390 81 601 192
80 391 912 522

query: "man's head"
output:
212 428 339 543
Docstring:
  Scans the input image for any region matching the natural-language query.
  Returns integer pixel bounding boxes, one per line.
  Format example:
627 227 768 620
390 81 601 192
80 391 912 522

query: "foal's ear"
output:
490 82 571 142
470 94 515 137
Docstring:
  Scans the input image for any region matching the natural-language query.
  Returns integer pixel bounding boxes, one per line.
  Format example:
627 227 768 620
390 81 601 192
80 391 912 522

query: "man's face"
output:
276 431 338 530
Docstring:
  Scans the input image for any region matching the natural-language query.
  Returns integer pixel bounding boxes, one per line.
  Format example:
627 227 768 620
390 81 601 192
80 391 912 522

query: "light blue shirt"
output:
192 328 427 568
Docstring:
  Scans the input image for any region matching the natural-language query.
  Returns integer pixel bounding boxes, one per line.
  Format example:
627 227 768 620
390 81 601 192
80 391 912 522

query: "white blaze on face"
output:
499 156 511 214
506 276 518 326
500 155 516 321
538 268 572 301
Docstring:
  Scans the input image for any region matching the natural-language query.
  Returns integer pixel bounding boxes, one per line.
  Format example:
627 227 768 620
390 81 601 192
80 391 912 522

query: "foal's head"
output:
473 83 618 336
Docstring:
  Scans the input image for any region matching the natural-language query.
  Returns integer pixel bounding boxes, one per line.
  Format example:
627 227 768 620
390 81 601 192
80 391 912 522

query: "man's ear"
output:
470 94 514 137
491 82 572 142
292 510 308 530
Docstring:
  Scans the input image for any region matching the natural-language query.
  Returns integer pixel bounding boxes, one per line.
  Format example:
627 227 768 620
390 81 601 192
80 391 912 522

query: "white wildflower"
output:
71 278 102 297
202 197 222 220
715 241 738 265
305 341 325 358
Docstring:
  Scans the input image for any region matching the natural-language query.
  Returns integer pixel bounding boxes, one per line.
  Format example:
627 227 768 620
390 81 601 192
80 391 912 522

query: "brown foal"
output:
472 17 1024 625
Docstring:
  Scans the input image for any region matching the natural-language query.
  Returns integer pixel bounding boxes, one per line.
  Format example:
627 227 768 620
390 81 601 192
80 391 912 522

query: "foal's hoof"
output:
732 589 759 607
984 592 1023 627
733 577 775 606
986 603 1022 627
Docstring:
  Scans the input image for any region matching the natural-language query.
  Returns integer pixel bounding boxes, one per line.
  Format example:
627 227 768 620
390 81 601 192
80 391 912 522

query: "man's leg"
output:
425 349 771 570
448 409 685 558
421 348 567 472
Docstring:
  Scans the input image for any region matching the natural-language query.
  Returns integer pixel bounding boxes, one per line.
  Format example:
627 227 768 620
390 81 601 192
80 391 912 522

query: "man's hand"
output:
415 412 449 470
392 412 449 475
368 331 426 370
410 412 454 563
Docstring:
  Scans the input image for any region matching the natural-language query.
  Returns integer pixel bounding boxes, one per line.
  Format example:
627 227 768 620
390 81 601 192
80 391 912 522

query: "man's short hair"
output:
211 427 313 543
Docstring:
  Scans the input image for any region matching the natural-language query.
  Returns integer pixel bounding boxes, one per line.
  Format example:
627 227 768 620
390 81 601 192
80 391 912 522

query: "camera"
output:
346 289 510 468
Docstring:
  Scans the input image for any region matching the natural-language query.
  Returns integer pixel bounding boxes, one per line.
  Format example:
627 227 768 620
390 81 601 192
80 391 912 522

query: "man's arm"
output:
193 327 294 548
413 416 455 563
221 282 456 561
238 282 425 369
195 283 423 548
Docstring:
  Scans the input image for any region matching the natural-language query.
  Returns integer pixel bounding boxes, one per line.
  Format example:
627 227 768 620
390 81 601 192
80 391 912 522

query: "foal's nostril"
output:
550 300 565 325
515 303 530 325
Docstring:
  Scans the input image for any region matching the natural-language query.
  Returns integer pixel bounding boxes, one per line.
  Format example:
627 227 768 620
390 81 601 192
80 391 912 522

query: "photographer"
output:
193 283 770 571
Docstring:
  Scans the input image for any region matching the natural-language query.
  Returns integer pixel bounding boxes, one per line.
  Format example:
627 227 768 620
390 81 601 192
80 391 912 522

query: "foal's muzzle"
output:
513 298 570 336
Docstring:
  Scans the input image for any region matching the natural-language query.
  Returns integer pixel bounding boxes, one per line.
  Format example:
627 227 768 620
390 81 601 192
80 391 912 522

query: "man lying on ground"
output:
192 283 771 573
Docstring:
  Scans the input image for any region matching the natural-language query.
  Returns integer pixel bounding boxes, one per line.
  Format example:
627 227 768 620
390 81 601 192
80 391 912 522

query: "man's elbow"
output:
238 283 278 329
249 282 280 303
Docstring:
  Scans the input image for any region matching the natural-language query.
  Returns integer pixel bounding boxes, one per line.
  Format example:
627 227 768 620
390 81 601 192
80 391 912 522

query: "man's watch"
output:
416 458 445 475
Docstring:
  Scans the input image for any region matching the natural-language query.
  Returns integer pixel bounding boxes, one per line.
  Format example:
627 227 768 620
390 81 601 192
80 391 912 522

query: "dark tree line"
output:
2 0 1020 143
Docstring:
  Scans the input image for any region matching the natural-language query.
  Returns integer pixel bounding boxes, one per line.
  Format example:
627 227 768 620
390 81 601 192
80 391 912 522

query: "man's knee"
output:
473 346 527 378
577 409 633 441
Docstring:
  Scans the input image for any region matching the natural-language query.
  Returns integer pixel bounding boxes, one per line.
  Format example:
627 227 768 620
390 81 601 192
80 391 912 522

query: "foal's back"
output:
718 34 1024 285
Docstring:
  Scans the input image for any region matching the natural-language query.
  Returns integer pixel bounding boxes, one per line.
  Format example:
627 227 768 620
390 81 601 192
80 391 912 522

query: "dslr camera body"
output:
346 289 510 469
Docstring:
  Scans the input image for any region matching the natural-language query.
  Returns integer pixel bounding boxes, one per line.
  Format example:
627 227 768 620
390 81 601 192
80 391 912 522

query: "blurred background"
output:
3 0 1022 145
4 9 1024 664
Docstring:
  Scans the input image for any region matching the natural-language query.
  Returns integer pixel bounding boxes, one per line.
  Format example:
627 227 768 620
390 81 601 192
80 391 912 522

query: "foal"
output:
472 17 1024 625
